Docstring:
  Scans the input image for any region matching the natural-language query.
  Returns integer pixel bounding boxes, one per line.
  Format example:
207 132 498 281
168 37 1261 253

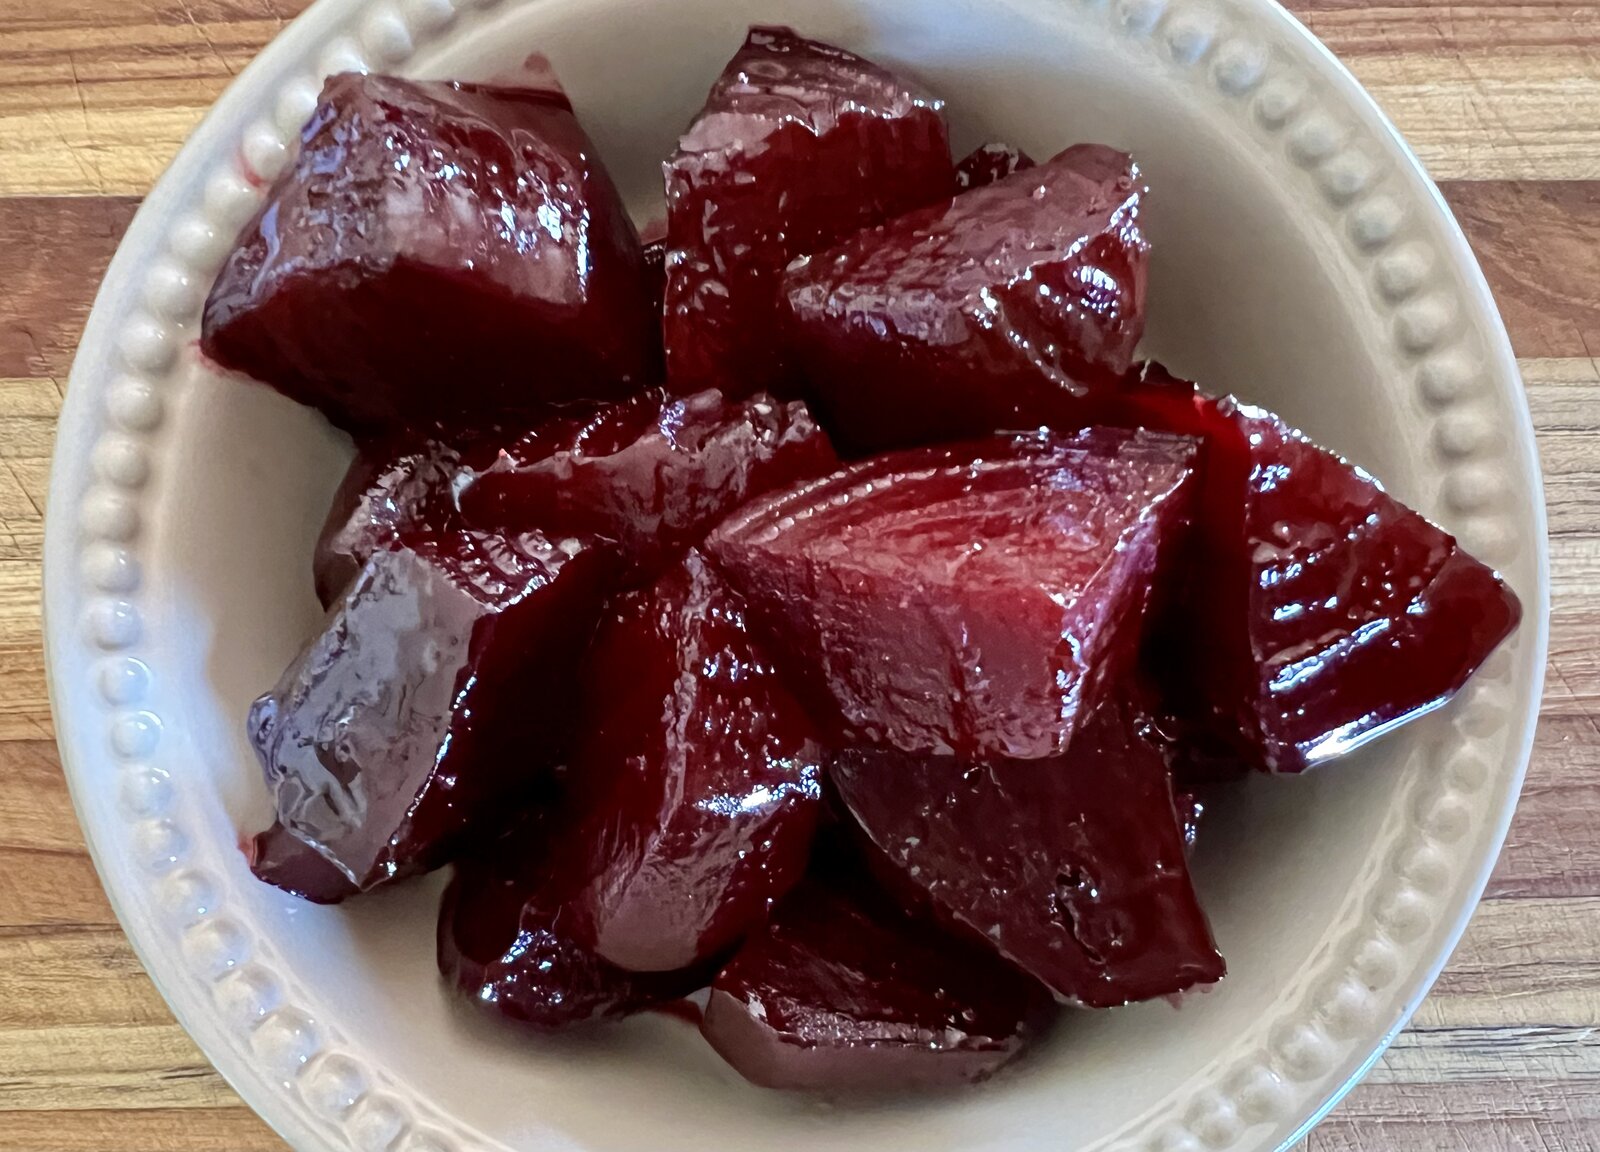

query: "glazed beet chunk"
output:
705 428 1198 759
955 141 1035 189
566 551 825 972
458 388 838 580
249 528 612 896
440 833 711 1031
701 880 1049 1091
313 435 465 607
832 696 1224 1007
203 73 658 433
664 26 956 397
246 822 359 904
1119 365 1522 772
783 144 1148 452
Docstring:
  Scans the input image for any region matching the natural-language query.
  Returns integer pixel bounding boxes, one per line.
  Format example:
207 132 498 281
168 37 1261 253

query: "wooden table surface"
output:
1 1 1597 1149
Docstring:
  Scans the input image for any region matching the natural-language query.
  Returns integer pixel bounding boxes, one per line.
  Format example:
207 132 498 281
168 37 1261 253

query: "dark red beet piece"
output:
458 387 838 581
440 833 711 1031
1114 365 1522 772
248 527 612 896
203 73 658 434
831 694 1224 1008
705 428 1198 759
663 26 956 397
246 822 360 904
955 142 1035 189
313 434 465 607
783 144 1148 453
701 879 1050 1091
566 550 825 972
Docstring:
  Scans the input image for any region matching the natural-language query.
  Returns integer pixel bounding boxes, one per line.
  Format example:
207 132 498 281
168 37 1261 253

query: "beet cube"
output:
565 550 825 972
783 144 1148 452
457 388 838 580
955 141 1035 189
831 694 1224 1007
663 26 956 397
705 428 1198 759
440 829 711 1031
1116 365 1522 772
249 527 612 896
701 879 1050 1091
203 73 659 434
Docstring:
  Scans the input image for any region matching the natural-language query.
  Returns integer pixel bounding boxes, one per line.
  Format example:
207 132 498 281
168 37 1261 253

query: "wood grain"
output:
0 0 1596 1148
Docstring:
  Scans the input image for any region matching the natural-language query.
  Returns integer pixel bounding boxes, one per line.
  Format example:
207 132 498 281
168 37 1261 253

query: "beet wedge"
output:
203 73 658 434
1115 365 1523 773
458 388 838 582
831 693 1224 1007
440 825 712 1030
664 26 955 397
249 527 612 897
566 550 826 972
701 879 1051 1091
783 143 1148 452
705 428 1198 760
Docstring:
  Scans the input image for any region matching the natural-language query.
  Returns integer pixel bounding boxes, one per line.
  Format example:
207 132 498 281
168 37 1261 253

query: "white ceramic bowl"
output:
45 0 1549 1148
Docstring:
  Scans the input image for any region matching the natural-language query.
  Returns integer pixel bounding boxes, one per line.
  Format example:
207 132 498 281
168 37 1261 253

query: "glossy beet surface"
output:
203 73 658 433
955 142 1035 189
663 26 956 397
249 528 612 895
1117 365 1522 773
566 551 825 971
459 388 838 581
701 879 1049 1090
706 428 1198 759
440 830 711 1030
784 144 1148 452
313 435 464 606
832 695 1224 1007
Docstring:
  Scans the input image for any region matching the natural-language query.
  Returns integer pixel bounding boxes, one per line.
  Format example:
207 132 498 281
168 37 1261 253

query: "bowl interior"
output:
128 0 1534 1149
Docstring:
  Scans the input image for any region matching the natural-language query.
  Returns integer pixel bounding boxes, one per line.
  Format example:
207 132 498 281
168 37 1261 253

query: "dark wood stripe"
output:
0 196 139 380
1440 181 1600 361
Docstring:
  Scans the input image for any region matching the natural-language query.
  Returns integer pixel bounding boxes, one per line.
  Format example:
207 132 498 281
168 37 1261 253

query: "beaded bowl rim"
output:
44 0 1549 1149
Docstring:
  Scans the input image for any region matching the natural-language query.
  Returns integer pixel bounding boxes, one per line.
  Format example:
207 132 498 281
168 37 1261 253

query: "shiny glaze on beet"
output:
783 144 1148 453
203 73 659 433
1176 792 1204 852
566 551 825 972
439 830 711 1030
663 26 956 397
701 879 1050 1090
1115 365 1523 772
705 428 1198 760
458 388 838 581
313 434 465 606
955 142 1035 190
832 694 1224 1007
249 527 612 896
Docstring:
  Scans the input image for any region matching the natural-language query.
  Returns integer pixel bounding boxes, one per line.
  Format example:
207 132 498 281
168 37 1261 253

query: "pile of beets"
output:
203 27 1520 1090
